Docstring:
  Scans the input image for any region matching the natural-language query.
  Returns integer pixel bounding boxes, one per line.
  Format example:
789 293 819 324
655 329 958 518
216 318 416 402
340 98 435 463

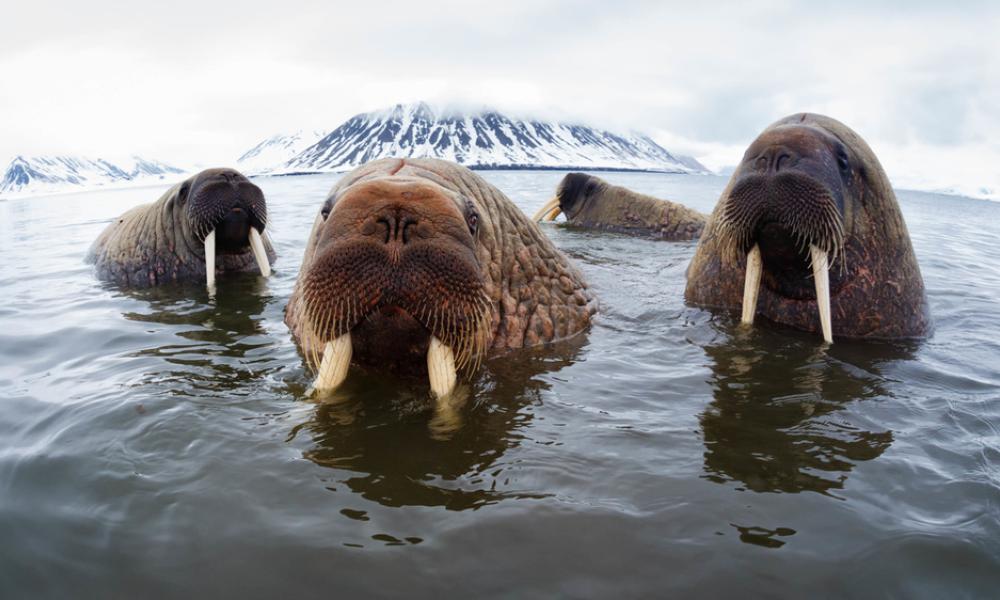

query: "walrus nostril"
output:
775 152 792 171
376 217 393 244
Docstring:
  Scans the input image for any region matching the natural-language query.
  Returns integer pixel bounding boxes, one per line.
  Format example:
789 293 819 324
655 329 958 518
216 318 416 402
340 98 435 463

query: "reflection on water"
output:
117 274 278 394
292 337 587 509
2 173 999 595
700 327 913 495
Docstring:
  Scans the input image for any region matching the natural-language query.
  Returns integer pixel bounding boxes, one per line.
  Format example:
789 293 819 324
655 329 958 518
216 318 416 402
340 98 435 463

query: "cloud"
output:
0 1 997 195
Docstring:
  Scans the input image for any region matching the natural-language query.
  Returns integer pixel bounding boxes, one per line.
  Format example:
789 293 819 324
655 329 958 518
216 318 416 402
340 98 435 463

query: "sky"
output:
1 0 998 197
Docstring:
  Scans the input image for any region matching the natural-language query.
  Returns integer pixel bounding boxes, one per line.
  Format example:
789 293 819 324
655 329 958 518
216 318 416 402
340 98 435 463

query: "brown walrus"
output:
88 168 275 289
685 113 930 341
285 158 598 399
532 172 706 240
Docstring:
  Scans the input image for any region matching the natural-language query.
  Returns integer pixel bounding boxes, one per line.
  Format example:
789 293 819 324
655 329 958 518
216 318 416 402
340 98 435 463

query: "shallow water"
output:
1 171 998 597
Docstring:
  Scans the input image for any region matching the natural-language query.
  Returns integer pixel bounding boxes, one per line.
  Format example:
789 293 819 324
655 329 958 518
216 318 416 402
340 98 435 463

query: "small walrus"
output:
285 158 598 400
532 172 706 240
88 168 275 289
685 113 930 342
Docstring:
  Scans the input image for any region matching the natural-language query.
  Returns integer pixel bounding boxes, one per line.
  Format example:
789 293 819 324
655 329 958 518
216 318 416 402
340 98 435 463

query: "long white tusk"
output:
741 244 762 325
531 196 562 222
313 334 352 393
248 227 271 277
810 244 833 344
204 229 216 291
427 336 457 399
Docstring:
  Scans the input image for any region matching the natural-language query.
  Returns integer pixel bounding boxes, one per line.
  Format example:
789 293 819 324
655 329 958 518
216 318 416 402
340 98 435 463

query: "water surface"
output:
1 171 998 597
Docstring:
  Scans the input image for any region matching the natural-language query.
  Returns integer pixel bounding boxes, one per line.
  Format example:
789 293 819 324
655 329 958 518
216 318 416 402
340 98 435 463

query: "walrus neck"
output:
453 168 598 350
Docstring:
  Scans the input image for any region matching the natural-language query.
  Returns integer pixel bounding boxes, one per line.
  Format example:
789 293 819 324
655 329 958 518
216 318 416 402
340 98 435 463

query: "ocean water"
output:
1 170 998 597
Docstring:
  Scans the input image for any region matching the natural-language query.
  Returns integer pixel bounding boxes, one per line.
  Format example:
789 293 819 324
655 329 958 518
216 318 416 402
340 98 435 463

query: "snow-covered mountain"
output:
236 129 327 174
247 103 708 175
0 155 186 197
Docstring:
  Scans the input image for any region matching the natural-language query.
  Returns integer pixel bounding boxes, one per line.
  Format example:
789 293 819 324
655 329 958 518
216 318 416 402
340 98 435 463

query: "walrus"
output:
532 172 706 240
285 158 598 400
88 168 275 289
685 113 930 341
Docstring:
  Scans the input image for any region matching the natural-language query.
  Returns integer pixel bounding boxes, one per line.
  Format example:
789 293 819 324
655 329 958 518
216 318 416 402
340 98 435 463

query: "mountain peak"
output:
239 102 708 175
0 154 186 197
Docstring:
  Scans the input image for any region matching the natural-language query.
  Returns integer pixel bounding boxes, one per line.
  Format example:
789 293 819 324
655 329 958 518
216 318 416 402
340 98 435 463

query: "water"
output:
1 170 998 597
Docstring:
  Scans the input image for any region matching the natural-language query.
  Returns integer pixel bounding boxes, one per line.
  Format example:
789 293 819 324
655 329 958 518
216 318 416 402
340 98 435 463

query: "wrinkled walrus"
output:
285 158 598 400
88 168 275 289
685 113 930 341
532 172 706 240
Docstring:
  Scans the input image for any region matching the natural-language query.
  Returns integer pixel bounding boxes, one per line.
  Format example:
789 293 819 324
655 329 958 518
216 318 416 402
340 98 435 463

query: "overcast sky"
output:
1 1 998 195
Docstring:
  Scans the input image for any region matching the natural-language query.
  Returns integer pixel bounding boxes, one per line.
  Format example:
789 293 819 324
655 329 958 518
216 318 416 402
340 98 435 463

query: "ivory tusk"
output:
741 244 762 325
810 244 833 344
248 227 271 277
312 334 352 393
427 336 457 399
204 229 216 291
531 197 562 222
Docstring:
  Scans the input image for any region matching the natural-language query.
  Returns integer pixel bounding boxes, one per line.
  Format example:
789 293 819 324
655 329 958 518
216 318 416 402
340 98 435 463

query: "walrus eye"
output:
466 211 479 236
836 147 851 173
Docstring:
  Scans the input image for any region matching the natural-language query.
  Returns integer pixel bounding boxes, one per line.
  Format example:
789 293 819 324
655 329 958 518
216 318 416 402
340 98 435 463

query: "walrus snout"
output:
215 206 252 253
298 176 492 397
187 170 272 289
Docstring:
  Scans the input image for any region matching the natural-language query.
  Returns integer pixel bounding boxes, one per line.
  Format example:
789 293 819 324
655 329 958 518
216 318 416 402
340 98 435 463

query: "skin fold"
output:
87 168 276 288
285 157 598 380
537 172 706 240
685 113 930 339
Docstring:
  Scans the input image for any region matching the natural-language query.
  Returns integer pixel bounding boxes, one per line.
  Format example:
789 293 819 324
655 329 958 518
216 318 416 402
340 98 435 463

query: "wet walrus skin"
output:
285 158 598 398
685 113 930 341
88 168 275 288
533 172 706 240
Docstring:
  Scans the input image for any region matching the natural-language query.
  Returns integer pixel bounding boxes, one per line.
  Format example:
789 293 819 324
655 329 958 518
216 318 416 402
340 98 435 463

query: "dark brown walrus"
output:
532 172 706 240
285 158 598 400
87 168 275 289
685 113 930 341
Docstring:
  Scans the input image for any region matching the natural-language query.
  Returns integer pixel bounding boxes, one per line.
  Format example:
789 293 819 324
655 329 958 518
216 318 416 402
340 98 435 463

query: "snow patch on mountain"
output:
236 130 327 175
247 103 708 175
0 155 186 198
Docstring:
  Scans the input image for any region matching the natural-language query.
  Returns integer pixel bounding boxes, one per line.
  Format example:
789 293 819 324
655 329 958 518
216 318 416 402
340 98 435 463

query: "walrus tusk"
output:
531 197 561 222
427 336 457 399
810 245 833 343
741 244 762 325
204 229 216 291
248 227 271 277
313 334 352 393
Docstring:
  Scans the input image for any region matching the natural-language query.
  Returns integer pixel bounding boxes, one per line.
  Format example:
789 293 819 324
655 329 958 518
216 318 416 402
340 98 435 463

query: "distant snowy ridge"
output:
236 130 327 175
242 103 709 175
0 155 186 198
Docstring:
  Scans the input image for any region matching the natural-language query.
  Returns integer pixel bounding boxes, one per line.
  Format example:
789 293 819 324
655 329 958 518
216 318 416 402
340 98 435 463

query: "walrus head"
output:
178 168 272 287
686 113 929 341
533 172 706 240
532 172 605 222
286 158 598 401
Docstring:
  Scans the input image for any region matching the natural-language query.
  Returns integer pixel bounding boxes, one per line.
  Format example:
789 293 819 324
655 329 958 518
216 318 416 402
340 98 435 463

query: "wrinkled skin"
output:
686 113 930 339
285 158 597 376
87 168 276 288
545 172 706 240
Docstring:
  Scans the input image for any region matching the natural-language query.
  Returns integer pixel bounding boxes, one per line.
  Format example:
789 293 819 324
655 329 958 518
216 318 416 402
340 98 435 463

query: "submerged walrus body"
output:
533 172 706 240
285 158 598 400
88 168 275 289
686 113 929 341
